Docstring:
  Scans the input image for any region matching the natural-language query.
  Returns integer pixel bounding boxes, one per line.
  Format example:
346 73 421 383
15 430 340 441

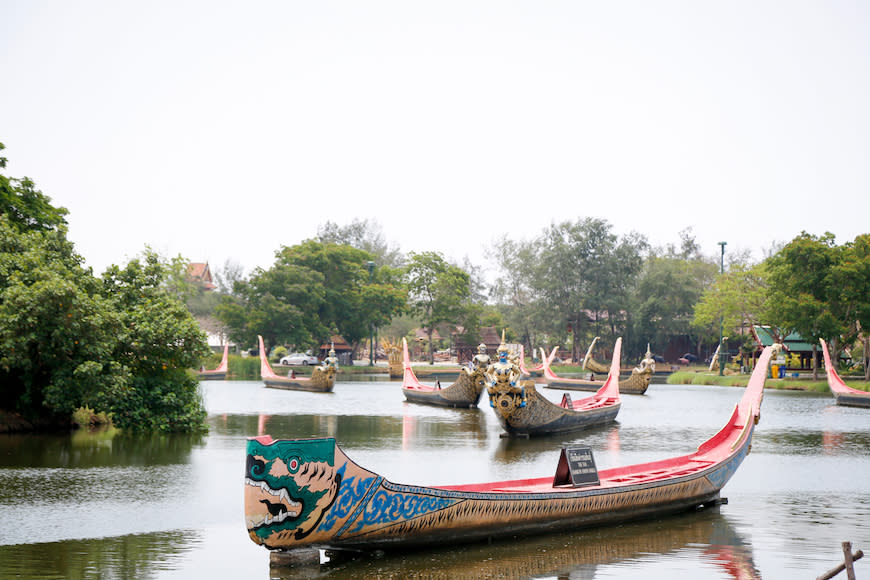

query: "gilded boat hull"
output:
544 371 651 395
401 338 485 408
547 340 653 395
402 369 486 408
489 382 620 436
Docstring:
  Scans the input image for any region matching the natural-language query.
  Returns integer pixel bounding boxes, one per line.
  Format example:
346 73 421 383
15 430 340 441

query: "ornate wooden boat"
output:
487 338 622 437
197 344 228 380
542 344 654 395
517 345 557 378
258 335 337 393
582 336 611 374
401 338 487 408
244 344 774 555
820 338 870 408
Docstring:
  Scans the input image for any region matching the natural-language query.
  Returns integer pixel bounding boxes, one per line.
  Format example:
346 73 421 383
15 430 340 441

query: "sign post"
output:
553 447 600 487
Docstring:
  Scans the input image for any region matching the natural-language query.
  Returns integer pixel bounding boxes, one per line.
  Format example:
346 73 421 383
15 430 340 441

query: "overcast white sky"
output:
2 1 868 280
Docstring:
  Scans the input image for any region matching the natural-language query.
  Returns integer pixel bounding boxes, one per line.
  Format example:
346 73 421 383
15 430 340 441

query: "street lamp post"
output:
367 261 375 367
718 241 727 376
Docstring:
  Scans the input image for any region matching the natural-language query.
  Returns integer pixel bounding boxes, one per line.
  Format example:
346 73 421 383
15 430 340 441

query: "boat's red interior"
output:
258 335 311 382
820 338 869 396
401 338 449 392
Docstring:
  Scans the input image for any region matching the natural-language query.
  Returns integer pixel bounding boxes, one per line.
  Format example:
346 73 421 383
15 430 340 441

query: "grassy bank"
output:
666 370 870 393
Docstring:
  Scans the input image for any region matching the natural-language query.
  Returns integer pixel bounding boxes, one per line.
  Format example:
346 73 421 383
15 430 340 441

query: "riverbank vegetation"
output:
2 140 869 432
1 143 210 433
667 369 869 393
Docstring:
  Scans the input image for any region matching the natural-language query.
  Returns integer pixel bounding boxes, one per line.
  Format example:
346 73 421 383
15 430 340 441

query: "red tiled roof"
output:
187 262 216 290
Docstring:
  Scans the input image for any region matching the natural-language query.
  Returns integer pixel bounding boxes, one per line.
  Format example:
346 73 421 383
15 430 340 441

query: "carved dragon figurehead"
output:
244 437 342 547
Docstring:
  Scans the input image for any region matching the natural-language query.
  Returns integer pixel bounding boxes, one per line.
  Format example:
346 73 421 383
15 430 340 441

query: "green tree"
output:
218 241 406 356
405 251 470 363
316 218 405 268
632 254 716 359
491 235 565 357
693 259 769 352
216 262 327 352
0 147 209 433
0 216 125 423
100 251 212 431
765 232 845 380
828 234 870 380
528 219 646 362
0 142 68 233
277 241 406 354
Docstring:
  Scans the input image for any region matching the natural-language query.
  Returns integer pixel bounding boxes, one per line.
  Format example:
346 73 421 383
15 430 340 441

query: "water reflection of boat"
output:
269 509 759 580
493 423 620 464
258 336 336 393
197 344 228 380
402 409 487 450
820 338 870 408
542 341 654 395
486 338 622 437
402 338 487 408
244 345 775 555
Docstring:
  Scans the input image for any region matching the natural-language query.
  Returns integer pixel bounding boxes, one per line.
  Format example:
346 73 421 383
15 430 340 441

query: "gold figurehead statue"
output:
485 331 526 409
323 344 339 369
471 343 491 371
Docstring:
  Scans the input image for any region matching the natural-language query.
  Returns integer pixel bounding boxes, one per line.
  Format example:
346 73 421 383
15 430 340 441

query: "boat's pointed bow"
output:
741 344 774 422
245 436 351 550
258 336 281 380
541 347 560 380
599 337 622 400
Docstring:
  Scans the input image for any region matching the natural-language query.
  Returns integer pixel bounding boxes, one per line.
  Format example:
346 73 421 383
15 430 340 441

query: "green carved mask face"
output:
245 437 339 542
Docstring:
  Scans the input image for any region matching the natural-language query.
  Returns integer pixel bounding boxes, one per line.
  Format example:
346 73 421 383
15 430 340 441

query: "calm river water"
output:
1 376 869 579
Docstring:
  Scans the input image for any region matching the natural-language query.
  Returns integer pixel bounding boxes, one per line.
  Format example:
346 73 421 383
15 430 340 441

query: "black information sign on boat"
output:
553 447 600 488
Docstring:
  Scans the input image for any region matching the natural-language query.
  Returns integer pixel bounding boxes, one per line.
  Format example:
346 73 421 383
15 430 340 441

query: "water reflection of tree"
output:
0 429 205 469
209 412 488 448
0 530 199 579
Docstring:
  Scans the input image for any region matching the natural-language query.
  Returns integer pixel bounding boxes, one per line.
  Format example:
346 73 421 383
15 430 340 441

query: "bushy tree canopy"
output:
1 145 209 432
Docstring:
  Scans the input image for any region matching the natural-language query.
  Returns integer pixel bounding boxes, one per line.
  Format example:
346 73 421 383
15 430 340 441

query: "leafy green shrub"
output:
72 406 111 428
230 355 260 380
271 346 289 362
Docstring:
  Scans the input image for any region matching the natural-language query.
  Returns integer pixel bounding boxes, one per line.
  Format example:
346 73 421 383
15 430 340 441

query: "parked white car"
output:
280 353 319 366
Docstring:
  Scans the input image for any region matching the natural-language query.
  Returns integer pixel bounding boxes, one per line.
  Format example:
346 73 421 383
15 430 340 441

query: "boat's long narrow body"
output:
401 338 485 408
488 339 623 436
820 338 870 408
245 346 774 554
541 345 653 395
197 344 229 380
258 336 336 393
